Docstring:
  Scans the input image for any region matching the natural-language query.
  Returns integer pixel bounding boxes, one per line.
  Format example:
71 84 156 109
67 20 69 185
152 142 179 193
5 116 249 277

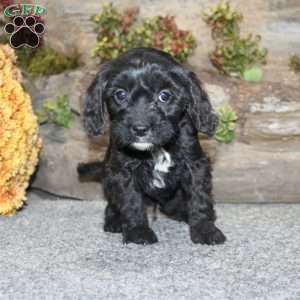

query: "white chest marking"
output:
152 148 173 188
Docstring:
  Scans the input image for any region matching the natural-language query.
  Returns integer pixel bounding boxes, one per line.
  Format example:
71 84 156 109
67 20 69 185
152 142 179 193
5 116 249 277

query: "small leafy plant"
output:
0 34 80 77
37 95 74 128
132 16 196 63
210 34 267 78
91 3 196 63
242 66 263 82
19 47 80 78
214 104 237 144
0 18 79 78
91 4 139 61
203 1 267 79
289 55 300 74
203 1 242 41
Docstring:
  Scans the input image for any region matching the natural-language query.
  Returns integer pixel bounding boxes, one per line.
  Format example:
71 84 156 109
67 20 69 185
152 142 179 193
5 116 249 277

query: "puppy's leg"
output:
104 177 158 245
188 191 226 245
120 192 158 245
104 203 122 233
184 159 226 245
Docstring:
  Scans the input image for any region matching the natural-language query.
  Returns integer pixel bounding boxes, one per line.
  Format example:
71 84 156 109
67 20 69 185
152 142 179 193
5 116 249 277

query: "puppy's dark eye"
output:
113 89 128 103
158 90 172 103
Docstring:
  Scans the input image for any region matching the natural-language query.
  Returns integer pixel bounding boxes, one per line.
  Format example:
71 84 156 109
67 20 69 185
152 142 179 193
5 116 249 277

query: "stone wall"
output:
28 0 300 203
28 68 300 203
44 0 300 86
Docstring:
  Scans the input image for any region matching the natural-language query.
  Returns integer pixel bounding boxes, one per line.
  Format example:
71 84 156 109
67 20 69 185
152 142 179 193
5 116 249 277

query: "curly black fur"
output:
78 48 226 245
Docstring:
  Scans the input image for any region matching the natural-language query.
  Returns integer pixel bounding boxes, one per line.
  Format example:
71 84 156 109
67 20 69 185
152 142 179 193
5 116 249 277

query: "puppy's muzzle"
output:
131 125 150 137
130 124 154 151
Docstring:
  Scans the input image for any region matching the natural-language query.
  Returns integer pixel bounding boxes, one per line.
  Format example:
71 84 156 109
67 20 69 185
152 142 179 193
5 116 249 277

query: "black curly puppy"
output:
78 48 226 245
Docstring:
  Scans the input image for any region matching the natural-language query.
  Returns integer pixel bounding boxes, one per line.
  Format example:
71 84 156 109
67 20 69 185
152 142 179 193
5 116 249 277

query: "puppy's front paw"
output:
123 226 158 245
190 222 226 245
104 218 122 233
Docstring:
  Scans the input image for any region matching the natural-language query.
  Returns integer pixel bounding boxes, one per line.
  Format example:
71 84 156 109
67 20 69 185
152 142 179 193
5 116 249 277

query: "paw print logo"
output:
4 16 45 48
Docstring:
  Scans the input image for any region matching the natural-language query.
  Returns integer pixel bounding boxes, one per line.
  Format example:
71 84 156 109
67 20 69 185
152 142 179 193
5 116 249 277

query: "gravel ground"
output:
0 194 300 300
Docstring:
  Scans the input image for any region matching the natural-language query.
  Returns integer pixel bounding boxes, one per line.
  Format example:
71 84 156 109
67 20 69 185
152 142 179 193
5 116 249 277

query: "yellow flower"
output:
0 45 42 216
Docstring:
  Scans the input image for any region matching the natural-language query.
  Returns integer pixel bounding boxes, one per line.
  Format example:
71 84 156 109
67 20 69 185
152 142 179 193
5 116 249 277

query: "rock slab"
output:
27 69 300 203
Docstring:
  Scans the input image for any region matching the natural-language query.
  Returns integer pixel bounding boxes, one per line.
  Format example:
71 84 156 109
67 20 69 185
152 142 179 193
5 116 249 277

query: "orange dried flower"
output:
0 45 42 216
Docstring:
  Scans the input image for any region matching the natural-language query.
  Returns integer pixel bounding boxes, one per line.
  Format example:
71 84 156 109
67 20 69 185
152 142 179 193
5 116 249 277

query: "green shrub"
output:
91 4 138 60
0 34 79 77
210 34 267 77
214 104 237 144
132 16 196 63
24 47 80 78
289 55 300 74
14 47 38 70
203 1 242 41
91 3 196 63
0 38 80 78
37 95 74 128
203 1 267 78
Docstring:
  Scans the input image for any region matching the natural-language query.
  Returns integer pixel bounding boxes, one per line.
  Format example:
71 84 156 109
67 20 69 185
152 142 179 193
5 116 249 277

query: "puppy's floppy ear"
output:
83 66 109 136
186 72 218 136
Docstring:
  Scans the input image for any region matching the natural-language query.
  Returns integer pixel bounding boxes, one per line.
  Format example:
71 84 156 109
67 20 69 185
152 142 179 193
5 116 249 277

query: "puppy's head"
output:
84 48 218 151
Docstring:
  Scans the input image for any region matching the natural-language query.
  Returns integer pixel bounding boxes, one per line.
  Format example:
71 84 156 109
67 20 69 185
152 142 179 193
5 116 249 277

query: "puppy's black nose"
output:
132 125 150 137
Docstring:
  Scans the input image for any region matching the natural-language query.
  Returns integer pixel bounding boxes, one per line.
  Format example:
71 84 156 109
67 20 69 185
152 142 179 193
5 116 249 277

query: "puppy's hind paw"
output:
123 226 158 245
190 222 226 245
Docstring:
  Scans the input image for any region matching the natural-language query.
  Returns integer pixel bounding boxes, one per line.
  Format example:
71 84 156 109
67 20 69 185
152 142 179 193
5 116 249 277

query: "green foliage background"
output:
92 3 196 63
203 1 267 79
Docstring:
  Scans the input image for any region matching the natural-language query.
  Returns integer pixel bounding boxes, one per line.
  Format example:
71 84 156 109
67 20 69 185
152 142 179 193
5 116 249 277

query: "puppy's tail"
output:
77 161 105 182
